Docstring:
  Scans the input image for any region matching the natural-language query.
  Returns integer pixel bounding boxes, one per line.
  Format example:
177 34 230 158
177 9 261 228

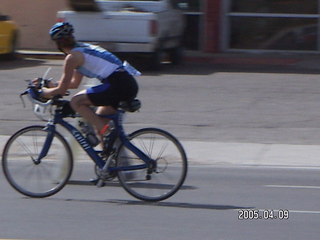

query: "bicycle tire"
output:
116 128 187 201
2 125 73 198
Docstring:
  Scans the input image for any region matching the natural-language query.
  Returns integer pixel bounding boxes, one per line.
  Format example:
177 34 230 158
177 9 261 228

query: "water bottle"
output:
78 120 100 147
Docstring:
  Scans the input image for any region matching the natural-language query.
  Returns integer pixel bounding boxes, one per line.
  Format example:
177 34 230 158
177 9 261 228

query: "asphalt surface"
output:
1 52 320 240
2 51 320 168
0 164 319 240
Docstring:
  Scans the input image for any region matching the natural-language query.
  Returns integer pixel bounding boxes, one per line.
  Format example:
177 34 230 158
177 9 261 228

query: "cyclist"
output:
39 22 139 139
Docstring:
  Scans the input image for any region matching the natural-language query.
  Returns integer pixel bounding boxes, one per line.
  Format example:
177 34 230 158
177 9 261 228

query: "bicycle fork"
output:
34 123 55 164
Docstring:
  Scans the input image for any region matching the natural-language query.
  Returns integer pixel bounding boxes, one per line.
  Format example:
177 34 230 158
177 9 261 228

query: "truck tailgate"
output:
58 11 155 43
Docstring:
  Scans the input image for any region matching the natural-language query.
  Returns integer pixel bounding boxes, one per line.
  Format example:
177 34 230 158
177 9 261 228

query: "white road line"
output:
288 210 320 214
265 185 320 189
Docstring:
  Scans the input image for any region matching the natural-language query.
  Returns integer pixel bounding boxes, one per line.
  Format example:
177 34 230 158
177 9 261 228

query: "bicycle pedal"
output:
96 179 106 188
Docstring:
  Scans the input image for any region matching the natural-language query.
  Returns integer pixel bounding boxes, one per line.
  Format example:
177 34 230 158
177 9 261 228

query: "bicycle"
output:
1 78 188 202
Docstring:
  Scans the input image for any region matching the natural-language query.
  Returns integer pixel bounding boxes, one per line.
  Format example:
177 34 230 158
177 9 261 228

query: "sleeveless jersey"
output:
72 43 123 81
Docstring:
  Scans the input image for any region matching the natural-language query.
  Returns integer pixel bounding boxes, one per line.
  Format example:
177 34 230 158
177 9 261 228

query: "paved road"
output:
1 56 320 240
0 165 319 240
2 57 320 167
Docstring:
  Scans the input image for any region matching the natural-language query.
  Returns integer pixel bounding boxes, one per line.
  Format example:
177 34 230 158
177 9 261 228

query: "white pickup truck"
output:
57 0 185 69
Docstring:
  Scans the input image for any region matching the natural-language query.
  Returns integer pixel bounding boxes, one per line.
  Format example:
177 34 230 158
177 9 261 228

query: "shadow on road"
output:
2 55 320 76
105 199 253 211
140 61 320 76
38 197 252 211
28 180 253 211
68 180 196 190
33 180 252 211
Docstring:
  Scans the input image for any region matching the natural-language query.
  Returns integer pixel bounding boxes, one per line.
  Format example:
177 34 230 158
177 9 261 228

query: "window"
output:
231 0 318 14
224 0 320 51
230 17 317 50
176 0 204 50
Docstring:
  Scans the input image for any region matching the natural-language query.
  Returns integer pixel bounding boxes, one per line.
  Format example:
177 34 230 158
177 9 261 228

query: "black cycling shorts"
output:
86 71 138 109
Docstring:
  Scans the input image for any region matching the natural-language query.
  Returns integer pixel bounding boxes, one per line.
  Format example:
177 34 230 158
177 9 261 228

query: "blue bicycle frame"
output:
38 109 153 172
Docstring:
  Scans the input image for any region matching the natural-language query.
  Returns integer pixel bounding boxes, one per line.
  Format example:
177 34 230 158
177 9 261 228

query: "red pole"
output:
204 0 221 53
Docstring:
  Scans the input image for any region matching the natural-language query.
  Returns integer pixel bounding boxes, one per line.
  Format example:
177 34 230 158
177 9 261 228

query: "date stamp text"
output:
238 209 289 220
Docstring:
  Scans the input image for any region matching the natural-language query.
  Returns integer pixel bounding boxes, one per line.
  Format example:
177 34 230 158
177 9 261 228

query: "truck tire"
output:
169 46 184 65
150 48 163 70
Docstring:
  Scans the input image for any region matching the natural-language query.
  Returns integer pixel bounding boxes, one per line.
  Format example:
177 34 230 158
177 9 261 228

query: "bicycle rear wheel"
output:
116 128 187 201
2 126 73 198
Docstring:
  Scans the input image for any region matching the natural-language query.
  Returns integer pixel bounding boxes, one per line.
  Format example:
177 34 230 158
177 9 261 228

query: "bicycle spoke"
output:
16 139 36 160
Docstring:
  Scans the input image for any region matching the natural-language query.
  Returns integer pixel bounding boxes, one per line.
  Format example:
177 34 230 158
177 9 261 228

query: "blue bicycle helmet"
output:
49 22 74 40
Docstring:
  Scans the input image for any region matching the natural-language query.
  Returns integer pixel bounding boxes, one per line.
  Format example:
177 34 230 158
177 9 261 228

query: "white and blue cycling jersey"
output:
72 43 123 82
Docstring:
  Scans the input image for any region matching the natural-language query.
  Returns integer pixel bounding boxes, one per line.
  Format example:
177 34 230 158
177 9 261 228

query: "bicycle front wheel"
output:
2 126 73 198
116 128 187 201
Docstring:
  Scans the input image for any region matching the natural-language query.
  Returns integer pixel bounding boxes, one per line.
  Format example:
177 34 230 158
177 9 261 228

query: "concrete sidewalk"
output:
1 134 319 168
183 141 320 167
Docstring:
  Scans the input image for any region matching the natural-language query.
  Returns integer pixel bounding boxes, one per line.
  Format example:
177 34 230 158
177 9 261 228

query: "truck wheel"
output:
170 46 184 65
150 48 163 70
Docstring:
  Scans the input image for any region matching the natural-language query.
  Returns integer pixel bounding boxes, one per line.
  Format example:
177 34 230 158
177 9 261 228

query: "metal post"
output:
220 0 231 51
318 0 320 51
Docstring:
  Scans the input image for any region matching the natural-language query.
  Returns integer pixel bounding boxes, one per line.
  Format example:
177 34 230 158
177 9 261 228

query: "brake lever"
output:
20 90 27 108
20 81 32 108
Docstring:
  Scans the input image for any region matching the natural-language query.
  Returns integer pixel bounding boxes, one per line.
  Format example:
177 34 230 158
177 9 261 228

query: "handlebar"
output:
21 80 69 106
21 85 53 107
20 81 74 121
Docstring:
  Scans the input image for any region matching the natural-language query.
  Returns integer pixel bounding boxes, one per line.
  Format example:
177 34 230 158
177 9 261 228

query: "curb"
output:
185 55 300 66
17 50 303 67
17 50 64 60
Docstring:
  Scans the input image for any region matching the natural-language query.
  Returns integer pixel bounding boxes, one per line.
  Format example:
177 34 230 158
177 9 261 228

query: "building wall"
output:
0 0 69 50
